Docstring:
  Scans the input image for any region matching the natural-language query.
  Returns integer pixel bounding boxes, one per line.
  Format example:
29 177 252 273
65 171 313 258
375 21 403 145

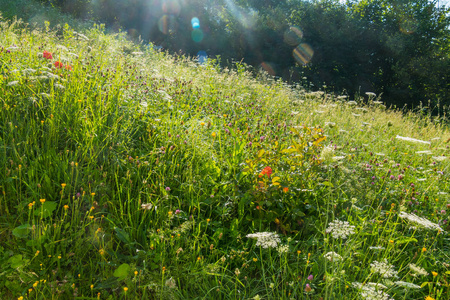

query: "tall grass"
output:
0 12 449 300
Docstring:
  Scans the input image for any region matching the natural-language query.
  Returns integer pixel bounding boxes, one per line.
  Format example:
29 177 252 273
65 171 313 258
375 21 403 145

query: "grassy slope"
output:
0 7 449 300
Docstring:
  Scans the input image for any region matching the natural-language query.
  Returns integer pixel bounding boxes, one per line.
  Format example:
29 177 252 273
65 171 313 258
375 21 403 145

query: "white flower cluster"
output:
394 281 421 289
324 251 342 262
352 282 393 300
246 232 281 249
395 135 430 145
370 259 398 278
325 219 356 239
408 263 428 276
399 212 443 232
276 244 289 255
320 146 335 163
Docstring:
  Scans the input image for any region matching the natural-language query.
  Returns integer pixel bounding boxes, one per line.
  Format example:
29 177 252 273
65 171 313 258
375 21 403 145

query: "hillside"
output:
0 14 449 300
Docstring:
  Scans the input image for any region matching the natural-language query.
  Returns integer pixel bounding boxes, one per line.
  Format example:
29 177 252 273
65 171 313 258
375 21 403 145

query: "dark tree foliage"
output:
34 0 450 108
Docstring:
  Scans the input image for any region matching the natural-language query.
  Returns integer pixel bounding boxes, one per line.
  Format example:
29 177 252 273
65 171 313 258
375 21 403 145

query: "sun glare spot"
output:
293 43 314 65
191 17 200 29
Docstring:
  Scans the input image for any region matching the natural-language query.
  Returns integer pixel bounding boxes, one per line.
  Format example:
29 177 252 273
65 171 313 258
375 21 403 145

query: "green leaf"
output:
34 201 57 218
395 237 418 245
113 263 130 280
114 227 131 245
257 149 265 158
420 282 429 288
322 181 334 188
12 224 31 238
8 254 24 268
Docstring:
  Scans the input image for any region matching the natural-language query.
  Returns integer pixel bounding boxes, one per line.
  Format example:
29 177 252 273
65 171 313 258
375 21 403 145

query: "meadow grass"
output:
0 14 449 300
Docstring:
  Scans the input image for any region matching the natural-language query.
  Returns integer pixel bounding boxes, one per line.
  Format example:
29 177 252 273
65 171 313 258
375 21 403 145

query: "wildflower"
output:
307 274 313 281
304 283 312 292
277 244 289 254
165 187 171 191
123 287 128 292
54 61 64 68
395 135 430 145
246 232 280 249
260 166 272 178
324 251 342 262
43 51 53 59
234 268 240 276
394 281 421 289
425 297 435 300
320 145 334 163
40 199 46 203
432 271 438 277
211 132 216 138
65 65 72 71
325 219 356 239
399 212 443 232
409 263 428 276
165 277 177 289
7 81 19 87
61 183 66 188
370 259 398 278
351 282 393 300
283 187 289 193
141 203 153 210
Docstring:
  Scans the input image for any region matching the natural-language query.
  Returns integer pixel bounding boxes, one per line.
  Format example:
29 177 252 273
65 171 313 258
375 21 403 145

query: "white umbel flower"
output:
399 212 443 232
370 259 398 278
325 219 356 239
246 232 281 249
394 281 421 289
408 263 428 276
352 282 393 300
324 251 342 262
395 135 430 145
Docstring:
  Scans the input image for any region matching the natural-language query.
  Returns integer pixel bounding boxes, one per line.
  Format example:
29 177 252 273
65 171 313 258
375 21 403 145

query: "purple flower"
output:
307 274 313 281
175 209 181 214
165 187 171 191
260 136 265 142
304 284 312 292
390 175 395 180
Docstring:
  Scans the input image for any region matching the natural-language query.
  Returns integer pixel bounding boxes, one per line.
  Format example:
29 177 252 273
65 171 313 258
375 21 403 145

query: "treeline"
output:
37 0 450 109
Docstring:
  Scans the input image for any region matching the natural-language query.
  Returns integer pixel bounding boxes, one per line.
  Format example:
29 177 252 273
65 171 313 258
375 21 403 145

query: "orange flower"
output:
65 65 72 71
283 187 289 193
260 166 272 178
54 61 64 68
43 51 53 59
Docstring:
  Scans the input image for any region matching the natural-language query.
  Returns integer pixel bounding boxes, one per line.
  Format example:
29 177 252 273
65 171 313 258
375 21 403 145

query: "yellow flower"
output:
432 271 438 277
90 284 94 289
206 219 210 222
422 247 427 253
123 287 128 292
253 258 258 262
61 183 66 188
91 193 95 196
134 271 138 276
40 199 45 203
200 122 205 126
33 281 38 288
211 132 216 138
18 297 23 300
64 205 69 210
425 297 435 300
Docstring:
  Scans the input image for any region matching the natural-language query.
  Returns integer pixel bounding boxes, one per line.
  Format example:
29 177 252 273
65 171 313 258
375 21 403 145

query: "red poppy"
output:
65 65 72 71
54 61 64 68
43 51 53 60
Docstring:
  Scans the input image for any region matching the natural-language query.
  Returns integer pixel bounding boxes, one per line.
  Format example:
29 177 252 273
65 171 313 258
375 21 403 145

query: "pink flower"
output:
43 50 53 59
307 274 313 281
304 284 312 292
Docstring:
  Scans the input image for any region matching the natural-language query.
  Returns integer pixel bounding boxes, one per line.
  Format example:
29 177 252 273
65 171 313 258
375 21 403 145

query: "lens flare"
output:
293 43 314 65
284 26 303 46
191 29 204 43
162 0 181 15
260 62 275 76
191 17 200 29
158 15 177 35
197 50 207 65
